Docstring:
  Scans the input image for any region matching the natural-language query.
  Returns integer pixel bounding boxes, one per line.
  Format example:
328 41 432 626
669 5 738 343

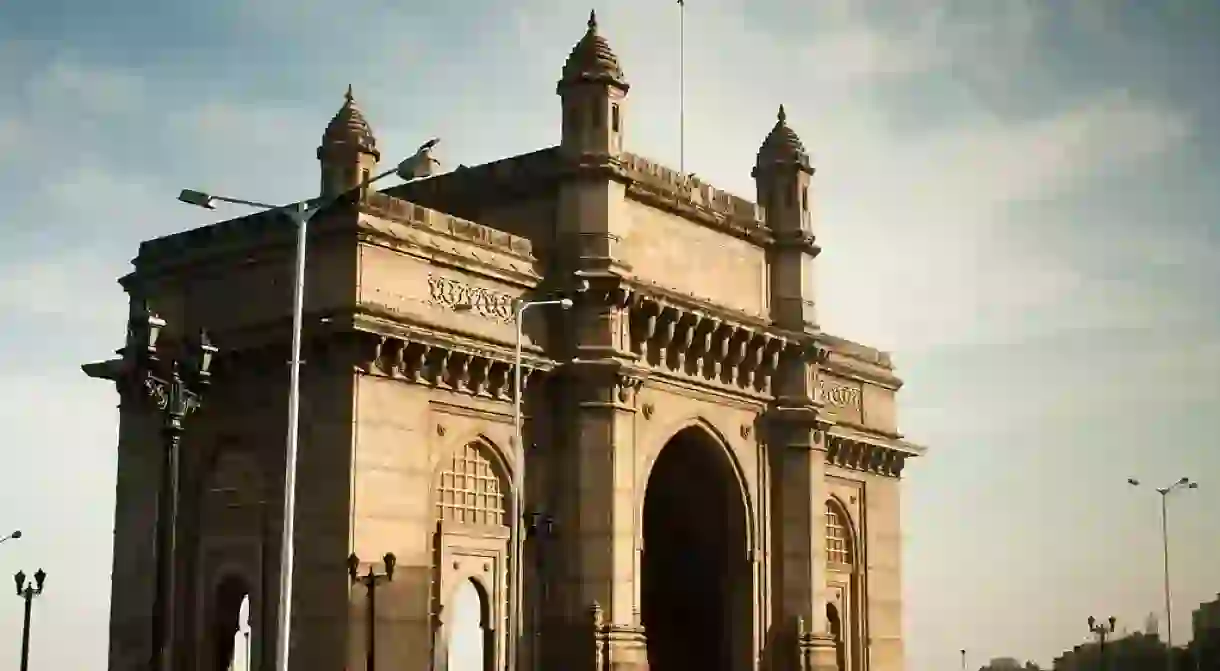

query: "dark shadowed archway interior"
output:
642 426 750 671
211 575 250 671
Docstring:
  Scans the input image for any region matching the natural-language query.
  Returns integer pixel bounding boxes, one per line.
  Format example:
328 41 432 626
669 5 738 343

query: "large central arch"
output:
641 425 751 671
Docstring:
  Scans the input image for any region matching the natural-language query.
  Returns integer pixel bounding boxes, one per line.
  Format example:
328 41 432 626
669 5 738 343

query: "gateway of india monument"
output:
85 11 926 671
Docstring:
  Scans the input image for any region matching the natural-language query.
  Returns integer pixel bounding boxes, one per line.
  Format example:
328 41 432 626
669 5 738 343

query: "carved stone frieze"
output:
825 434 908 478
427 273 515 322
816 377 862 411
357 332 547 399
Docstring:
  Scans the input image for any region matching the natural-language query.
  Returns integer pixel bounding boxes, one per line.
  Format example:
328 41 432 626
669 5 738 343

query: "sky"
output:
0 0 1218 669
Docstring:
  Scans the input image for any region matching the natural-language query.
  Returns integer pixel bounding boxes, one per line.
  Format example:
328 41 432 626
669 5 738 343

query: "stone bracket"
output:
357 331 552 399
825 433 909 478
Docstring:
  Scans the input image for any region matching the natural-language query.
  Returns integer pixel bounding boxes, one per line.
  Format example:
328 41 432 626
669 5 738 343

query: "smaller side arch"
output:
207 571 253 671
441 577 496 671
431 432 515 486
430 436 513 529
824 496 859 567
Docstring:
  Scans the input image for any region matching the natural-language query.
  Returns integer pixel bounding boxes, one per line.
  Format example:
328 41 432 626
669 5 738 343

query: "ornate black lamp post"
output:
14 568 46 671
526 511 556 671
348 552 396 671
86 304 217 671
1088 615 1117 671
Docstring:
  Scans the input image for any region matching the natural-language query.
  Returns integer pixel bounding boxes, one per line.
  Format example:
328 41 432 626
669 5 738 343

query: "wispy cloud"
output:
0 1 1217 670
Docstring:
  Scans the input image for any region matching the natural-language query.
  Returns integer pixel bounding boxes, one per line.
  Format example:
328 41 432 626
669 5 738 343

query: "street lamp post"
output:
14 569 46 671
960 648 966 671
86 308 216 671
348 552 396 671
179 138 440 671
507 296 576 671
1088 615 1116 671
0 530 21 545
1128 476 1198 671
526 511 556 671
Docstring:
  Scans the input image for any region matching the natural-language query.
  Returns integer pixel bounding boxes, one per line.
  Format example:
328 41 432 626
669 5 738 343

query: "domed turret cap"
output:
754 105 812 174
320 85 380 159
560 11 628 90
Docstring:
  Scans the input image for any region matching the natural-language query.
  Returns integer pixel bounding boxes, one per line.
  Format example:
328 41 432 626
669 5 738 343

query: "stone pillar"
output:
767 397 837 671
548 277 648 671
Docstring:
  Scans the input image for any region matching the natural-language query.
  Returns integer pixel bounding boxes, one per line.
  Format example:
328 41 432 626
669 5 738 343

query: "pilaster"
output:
766 331 838 671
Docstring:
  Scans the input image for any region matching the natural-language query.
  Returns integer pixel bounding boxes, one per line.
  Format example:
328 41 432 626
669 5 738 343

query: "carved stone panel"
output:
816 374 863 424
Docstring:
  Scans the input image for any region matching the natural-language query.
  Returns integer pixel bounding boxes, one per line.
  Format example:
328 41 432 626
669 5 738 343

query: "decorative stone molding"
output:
426 273 515 322
625 288 830 396
357 332 550 399
615 372 645 403
825 433 909 478
640 402 655 419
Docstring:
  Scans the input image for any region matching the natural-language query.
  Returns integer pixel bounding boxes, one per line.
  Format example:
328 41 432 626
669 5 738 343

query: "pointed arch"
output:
824 496 857 567
635 416 756 552
432 435 512 528
638 417 756 671
432 432 515 484
442 574 494 629
208 572 252 671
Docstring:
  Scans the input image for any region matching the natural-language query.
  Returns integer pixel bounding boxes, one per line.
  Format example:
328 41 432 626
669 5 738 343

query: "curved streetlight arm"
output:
1128 475 1198 671
178 137 441 219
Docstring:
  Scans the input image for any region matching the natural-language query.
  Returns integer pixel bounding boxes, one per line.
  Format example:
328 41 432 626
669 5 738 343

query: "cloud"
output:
1 2 1218 670
814 90 1195 352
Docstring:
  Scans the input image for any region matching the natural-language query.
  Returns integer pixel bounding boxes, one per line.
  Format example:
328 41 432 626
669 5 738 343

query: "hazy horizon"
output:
1 0 1218 669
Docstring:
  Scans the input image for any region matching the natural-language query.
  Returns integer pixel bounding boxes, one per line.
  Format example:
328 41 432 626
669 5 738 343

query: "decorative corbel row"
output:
624 291 831 395
358 333 546 399
825 434 907 478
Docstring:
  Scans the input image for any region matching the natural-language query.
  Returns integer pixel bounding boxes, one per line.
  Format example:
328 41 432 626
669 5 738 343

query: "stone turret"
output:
754 105 819 331
317 85 381 198
557 10 629 157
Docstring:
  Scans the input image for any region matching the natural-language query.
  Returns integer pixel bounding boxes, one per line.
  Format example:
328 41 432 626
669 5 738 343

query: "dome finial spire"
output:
344 84 355 104
559 10 628 91
753 104 812 175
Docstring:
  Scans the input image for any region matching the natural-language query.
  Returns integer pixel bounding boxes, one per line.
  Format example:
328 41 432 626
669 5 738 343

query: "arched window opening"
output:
611 104 621 132
825 501 852 566
212 576 251 671
447 579 493 671
436 442 507 527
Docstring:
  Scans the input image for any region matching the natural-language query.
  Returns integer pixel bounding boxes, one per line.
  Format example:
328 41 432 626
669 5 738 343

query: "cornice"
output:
355 219 541 288
351 304 552 365
359 192 535 261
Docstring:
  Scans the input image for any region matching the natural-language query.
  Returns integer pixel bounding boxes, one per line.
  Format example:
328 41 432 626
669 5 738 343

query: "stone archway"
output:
445 578 494 671
641 425 751 671
210 574 250 671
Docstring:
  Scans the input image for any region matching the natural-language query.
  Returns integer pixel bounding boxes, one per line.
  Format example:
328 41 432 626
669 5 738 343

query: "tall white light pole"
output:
1128 476 1199 671
178 139 440 671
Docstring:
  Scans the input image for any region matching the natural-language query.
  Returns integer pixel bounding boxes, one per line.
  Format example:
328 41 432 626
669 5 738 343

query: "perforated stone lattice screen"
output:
436 442 508 526
825 502 852 565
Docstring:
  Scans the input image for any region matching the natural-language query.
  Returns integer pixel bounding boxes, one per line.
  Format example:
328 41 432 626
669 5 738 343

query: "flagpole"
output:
678 0 685 173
